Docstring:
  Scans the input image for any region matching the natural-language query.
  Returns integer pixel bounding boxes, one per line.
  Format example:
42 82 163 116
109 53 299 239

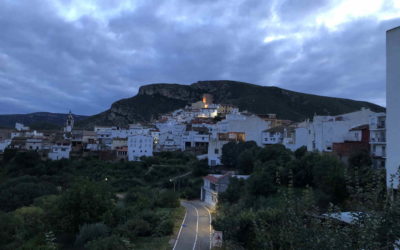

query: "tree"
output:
191 159 209 177
313 155 348 206
219 177 245 204
256 144 292 166
85 235 134 250
246 163 278 197
75 223 110 247
54 180 114 233
0 176 57 212
14 206 46 240
221 142 239 167
0 212 21 250
221 141 258 167
237 148 258 174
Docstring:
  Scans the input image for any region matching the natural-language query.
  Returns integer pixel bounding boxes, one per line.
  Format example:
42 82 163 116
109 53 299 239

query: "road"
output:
173 201 212 250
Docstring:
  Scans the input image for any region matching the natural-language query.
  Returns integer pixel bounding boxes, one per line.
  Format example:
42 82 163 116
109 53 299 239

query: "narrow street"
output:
173 201 212 250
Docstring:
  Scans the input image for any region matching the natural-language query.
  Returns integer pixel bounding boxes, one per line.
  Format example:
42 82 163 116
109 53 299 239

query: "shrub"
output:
85 235 134 250
75 223 110 247
156 218 174 236
155 190 179 208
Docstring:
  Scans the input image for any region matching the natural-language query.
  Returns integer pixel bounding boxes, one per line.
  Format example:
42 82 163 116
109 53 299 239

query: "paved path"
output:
173 201 212 250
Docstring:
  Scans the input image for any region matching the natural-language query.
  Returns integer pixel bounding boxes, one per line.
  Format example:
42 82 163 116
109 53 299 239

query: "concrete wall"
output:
386 27 400 188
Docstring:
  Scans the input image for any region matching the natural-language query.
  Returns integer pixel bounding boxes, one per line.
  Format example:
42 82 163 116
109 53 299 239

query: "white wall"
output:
307 109 375 152
128 134 153 161
48 145 71 160
386 27 400 188
0 139 11 153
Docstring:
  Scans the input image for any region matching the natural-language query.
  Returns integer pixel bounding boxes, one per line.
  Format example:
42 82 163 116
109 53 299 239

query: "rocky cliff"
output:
76 80 385 129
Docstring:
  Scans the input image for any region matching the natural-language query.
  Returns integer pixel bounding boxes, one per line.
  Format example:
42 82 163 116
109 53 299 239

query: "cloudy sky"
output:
0 0 399 115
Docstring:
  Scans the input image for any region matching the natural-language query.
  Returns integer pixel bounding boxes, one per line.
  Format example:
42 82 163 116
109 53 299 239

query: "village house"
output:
116 146 128 161
25 138 43 151
332 124 370 163
282 122 308 151
181 126 210 153
306 108 376 152
48 142 71 160
262 126 285 145
127 134 153 161
200 173 249 207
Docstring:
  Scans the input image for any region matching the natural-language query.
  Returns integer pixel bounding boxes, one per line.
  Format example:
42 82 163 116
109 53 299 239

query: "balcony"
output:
370 138 386 144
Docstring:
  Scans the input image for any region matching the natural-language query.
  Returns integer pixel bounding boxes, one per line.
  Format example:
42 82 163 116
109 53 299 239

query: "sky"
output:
0 0 399 115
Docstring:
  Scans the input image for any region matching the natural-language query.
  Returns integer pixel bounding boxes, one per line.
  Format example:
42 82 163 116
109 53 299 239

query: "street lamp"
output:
170 178 176 192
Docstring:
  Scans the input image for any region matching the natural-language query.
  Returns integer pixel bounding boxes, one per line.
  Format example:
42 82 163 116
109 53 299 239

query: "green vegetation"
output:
0 150 203 250
214 143 399 249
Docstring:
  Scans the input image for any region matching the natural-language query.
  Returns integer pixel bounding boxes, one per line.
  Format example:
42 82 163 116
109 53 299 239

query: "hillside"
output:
0 112 88 129
76 80 385 128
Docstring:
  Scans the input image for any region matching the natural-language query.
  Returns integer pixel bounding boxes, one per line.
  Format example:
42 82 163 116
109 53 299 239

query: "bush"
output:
85 235 134 250
155 190 179 208
0 176 57 212
122 218 152 237
156 218 174 236
55 180 114 233
75 223 110 247
14 206 46 240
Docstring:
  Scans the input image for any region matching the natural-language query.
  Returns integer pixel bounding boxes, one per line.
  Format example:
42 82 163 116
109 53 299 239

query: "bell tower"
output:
64 111 74 133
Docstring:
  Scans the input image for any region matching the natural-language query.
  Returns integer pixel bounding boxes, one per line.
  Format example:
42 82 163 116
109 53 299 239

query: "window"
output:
215 149 219 154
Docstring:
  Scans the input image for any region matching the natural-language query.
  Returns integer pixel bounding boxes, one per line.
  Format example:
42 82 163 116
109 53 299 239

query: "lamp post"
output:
170 178 176 192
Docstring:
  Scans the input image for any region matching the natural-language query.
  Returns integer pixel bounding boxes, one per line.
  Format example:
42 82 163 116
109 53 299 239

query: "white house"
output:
200 173 249 207
127 134 153 161
206 113 269 166
181 130 210 151
156 122 186 151
262 126 285 145
306 108 376 152
283 122 308 151
0 139 11 153
15 123 30 131
48 143 71 160
26 138 43 151
214 113 270 146
386 26 400 188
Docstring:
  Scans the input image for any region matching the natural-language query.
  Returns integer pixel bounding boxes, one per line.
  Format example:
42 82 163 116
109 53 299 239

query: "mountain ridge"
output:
76 80 385 129
0 112 88 129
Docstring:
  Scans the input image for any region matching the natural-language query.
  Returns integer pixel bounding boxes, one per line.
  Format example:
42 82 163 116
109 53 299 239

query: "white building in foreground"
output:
306 108 376 152
127 134 153 161
201 173 249 207
386 26 400 188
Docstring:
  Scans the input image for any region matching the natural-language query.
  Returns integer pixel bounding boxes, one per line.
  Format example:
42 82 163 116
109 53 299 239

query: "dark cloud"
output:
0 0 397 115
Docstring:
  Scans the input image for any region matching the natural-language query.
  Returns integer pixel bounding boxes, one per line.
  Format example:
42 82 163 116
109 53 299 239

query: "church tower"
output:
64 111 74 133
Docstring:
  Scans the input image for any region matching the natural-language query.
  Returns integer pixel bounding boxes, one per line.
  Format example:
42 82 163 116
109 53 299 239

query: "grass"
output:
134 205 186 250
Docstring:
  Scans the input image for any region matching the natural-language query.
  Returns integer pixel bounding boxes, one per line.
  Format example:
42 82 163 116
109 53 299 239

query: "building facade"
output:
127 134 153 161
386 26 400 188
